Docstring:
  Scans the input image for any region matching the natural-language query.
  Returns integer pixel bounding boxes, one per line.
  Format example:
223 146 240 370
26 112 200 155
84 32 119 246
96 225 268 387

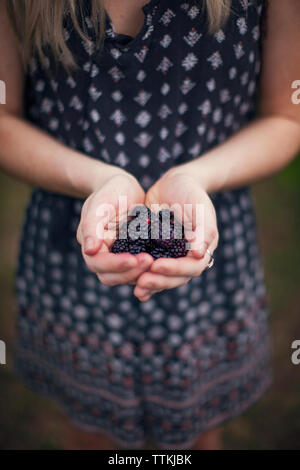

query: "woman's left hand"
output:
133 169 219 302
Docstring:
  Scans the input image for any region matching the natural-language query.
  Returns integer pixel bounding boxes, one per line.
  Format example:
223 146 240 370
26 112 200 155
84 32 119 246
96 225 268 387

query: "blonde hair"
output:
5 0 233 70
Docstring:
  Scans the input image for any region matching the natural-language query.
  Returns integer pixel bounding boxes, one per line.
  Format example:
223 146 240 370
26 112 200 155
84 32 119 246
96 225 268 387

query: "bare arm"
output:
0 2 123 198
167 0 300 193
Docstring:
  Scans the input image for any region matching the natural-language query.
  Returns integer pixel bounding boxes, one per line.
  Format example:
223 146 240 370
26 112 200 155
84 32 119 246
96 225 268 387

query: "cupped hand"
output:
134 170 219 301
77 171 153 286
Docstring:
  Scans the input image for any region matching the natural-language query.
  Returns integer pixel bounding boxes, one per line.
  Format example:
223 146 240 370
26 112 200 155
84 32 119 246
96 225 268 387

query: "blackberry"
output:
156 238 175 249
111 238 130 254
149 244 166 260
128 239 150 255
111 205 189 259
168 239 188 258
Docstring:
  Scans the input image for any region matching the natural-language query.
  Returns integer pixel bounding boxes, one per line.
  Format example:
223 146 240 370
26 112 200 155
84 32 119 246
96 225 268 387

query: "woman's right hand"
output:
76 171 153 286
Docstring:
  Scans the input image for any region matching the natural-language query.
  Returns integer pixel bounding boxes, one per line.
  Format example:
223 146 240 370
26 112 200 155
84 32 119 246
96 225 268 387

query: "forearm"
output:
0 112 123 198
177 116 300 193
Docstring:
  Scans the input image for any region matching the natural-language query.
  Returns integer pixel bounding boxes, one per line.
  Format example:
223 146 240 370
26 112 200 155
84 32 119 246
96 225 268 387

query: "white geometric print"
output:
197 123 207 136
183 29 202 47
180 3 189 12
110 109 127 126
220 89 231 103
157 147 171 163
198 99 212 116
182 53 198 71
134 47 149 63
187 6 200 20
111 90 123 102
69 96 83 111
90 109 100 123
134 132 153 148
161 83 170 95
229 67 237 79
180 77 196 95
236 17 247 35
136 70 147 82
175 120 188 137
172 141 184 158
206 78 216 92
110 48 122 60
159 127 169 140
159 9 176 27
157 57 174 74
89 85 102 102
135 111 152 128
233 42 245 59
138 155 150 168
215 30 226 43
160 34 172 48
66 76 76 89
115 132 126 145
188 142 201 157
114 152 129 167
134 90 152 106
207 51 223 69
158 104 172 120
178 102 188 115
108 66 125 82
90 64 100 78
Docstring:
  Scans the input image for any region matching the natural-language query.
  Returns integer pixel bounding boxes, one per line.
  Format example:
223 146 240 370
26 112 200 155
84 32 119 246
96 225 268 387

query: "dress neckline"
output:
104 0 160 51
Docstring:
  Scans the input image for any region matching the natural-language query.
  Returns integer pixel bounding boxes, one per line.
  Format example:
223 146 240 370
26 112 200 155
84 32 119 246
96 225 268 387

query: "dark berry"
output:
168 239 188 258
111 206 189 259
128 240 149 255
149 245 166 260
111 238 130 253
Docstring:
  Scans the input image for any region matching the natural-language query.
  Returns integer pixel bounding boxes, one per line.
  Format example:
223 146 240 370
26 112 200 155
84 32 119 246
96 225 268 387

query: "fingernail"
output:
198 242 208 256
84 237 94 252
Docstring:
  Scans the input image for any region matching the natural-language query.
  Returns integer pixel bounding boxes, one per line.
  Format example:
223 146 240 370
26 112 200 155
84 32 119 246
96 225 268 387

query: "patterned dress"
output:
14 0 273 449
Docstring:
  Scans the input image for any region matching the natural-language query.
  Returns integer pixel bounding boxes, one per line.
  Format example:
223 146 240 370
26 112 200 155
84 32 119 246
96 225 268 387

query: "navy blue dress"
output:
14 0 273 449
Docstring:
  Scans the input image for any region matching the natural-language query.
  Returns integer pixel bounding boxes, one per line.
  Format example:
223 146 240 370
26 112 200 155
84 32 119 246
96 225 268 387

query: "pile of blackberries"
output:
111 205 189 259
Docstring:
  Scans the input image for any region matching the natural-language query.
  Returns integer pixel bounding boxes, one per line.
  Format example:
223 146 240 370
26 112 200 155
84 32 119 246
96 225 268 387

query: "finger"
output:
80 205 117 255
77 223 102 255
83 251 138 274
97 253 153 286
134 272 190 296
189 227 218 260
150 254 208 277
135 289 152 302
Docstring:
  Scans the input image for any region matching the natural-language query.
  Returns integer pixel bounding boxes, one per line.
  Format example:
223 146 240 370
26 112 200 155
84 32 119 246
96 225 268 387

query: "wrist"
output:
88 163 127 194
165 162 212 193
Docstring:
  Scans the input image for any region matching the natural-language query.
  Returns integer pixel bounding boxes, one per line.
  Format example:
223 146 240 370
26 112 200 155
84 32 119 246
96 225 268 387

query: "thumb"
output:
81 200 118 255
83 235 102 256
77 217 105 256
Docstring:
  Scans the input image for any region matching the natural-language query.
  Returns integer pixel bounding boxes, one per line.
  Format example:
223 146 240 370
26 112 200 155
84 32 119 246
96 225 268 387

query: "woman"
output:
0 0 299 450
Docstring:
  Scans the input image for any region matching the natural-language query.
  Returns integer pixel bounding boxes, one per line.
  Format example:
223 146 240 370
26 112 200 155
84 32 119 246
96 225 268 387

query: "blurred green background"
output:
0 157 299 450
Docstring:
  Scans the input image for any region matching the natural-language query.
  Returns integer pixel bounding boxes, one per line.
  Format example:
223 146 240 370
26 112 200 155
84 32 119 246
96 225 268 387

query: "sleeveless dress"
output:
14 0 273 449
